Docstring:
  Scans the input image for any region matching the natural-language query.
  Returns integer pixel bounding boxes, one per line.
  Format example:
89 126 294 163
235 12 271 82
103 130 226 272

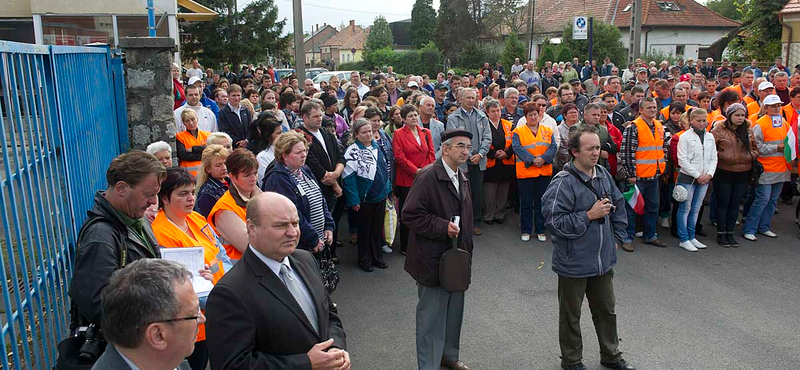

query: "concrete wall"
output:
30 0 176 15
6 0 32 17
119 37 177 151
618 27 732 60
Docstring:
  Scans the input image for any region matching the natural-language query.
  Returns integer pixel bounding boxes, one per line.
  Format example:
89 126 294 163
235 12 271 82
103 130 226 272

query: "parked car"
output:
306 67 328 80
312 70 356 91
274 68 295 81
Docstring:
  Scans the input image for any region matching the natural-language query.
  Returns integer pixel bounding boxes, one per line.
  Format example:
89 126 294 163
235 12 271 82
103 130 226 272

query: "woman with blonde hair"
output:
194 144 230 217
176 109 210 177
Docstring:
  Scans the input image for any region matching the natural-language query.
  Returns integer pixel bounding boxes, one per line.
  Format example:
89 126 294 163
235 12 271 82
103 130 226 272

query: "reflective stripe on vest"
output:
207 190 247 261
512 123 553 179
633 117 665 178
755 115 790 174
486 119 515 168
177 130 210 176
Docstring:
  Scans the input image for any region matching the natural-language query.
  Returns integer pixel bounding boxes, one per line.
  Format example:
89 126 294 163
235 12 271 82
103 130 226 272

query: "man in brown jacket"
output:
403 129 475 370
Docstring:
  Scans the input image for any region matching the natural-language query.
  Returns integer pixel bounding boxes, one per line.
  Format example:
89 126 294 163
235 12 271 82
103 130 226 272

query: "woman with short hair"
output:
146 141 173 168
252 113 284 186
176 109 210 177
172 63 185 109
194 144 230 218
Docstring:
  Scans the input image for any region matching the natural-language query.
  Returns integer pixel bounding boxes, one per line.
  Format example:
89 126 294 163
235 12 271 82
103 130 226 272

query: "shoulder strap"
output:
564 164 602 201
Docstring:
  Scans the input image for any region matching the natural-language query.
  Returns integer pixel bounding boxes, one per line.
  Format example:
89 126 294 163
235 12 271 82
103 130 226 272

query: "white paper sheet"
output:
160 247 214 297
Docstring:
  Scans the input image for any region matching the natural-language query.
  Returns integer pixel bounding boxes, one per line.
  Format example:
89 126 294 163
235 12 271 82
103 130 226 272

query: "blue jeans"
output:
519 176 551 235
743 182 783 235
676 182 709 242
624 179 660 242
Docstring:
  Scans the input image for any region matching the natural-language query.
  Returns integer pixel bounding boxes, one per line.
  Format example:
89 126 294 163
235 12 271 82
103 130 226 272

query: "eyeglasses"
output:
147 308 203 327
450 143 473 151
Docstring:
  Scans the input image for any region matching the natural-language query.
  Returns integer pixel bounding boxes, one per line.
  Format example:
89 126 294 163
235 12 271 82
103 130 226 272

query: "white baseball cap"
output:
763 94 782 106
188 76 202 86
407 81 419 88
758 81 774 91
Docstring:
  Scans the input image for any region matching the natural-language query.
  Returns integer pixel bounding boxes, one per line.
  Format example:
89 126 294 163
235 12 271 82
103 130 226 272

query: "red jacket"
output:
603 120 623 176
392 125 436 187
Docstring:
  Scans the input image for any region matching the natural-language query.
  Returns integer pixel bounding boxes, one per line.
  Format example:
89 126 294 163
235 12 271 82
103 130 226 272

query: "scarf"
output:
343 141 378 181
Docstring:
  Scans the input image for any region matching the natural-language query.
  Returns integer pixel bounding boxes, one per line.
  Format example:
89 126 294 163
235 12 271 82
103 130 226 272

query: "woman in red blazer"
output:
392 104 436 254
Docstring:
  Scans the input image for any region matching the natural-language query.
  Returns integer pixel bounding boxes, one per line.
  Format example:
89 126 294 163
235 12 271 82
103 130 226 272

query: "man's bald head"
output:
246 192 296 226
246 192 301 260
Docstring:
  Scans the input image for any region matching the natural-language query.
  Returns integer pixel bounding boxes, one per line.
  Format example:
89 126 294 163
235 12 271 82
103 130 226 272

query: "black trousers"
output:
713 179 749 233
558 270 622 366
356 200 386 267
330 194 343 257
396 186 411 253
186 340 208 370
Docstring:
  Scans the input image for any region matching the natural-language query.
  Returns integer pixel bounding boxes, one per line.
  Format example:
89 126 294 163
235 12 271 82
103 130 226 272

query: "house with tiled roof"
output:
490 0 739 61
289 23 338 67
321 20 369 66
780 0 800 70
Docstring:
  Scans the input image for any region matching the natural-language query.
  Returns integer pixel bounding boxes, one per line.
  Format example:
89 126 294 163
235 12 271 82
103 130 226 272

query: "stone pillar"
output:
119 37 177 151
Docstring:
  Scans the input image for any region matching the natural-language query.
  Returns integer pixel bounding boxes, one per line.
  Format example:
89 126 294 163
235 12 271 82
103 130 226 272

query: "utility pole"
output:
527 0 535 60
588 17 593 63
629 0 642 63
293 0 305 81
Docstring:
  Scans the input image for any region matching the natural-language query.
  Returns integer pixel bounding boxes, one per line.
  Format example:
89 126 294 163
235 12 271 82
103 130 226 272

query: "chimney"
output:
315 24 319 32
349 20 355 29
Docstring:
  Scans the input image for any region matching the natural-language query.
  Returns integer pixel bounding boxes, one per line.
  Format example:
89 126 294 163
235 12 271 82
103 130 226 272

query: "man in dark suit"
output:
218 84 252 149
205 192 349 370
92 259 196 370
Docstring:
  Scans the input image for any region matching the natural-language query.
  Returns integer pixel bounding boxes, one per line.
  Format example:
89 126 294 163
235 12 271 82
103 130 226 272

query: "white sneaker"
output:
660 217 670 228
679 241 698 252
381 245 393 253
521 234 531 242
742 233 757 241
635 231 644 238
689 238 707 249
537 234 547 242
759 230 777 238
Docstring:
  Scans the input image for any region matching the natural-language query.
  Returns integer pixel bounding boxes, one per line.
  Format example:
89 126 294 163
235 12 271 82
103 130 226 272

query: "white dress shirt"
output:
442 159 459 195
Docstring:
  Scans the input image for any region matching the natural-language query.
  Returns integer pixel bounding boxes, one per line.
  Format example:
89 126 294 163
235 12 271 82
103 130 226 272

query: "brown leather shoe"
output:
441 359 470 370
621 242 634 252
472 227 482 235
644 238 667 248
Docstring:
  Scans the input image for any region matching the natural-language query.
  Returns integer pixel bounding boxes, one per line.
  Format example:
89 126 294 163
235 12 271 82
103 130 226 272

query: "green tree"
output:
537 42 557 70
366 15 395 53
555 45 572 64
437 0 479 61
484 0 526 36
706 0 743 21
181 0 288 70
408 0 438 49
559 19 627 67
726 0 787 61
500 33 526 71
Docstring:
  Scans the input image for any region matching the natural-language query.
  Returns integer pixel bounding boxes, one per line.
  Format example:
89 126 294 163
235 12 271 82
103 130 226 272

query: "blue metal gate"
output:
0 40 127 370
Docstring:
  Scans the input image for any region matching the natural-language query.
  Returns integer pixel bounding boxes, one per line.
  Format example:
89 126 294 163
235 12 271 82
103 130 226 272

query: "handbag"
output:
673 176 695 202
383 199 398 246
439 236 472 293
314 247 340 294
749 157 764 185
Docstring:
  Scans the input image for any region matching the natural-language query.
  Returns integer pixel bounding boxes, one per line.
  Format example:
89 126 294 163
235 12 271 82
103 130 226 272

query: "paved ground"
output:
330 201 800 370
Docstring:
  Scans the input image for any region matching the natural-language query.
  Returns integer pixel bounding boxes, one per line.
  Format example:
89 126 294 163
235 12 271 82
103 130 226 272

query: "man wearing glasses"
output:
619 97 668 252
92 259 198 370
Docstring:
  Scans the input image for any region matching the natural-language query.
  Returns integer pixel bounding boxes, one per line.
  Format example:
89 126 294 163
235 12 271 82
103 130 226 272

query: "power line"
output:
278 0 409 16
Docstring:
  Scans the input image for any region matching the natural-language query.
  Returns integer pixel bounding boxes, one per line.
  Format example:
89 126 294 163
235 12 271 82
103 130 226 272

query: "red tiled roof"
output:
322 23 368 50
781 0 800 14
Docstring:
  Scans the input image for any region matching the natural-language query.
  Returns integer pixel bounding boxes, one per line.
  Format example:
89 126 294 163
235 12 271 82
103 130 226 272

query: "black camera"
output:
78 324 104 363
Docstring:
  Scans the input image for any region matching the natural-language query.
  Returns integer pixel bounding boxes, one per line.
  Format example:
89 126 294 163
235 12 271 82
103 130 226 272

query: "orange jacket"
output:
176 130 210 176
207 191 246 261
633 117 666 178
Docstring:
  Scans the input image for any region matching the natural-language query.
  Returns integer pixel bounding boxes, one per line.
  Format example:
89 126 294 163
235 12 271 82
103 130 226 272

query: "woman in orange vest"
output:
483 99 515 225
152 167 231 370
207 148 261 261
706 90 742 131
512 102 557 242
177 109 210 177
742 95 790 241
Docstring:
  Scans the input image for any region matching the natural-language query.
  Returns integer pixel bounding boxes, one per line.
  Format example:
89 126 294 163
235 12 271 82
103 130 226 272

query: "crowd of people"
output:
63 53 800 370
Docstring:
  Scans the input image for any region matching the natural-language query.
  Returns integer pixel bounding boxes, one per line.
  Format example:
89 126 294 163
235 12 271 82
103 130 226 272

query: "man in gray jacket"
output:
446 88 492 235
542 125 636 370
417 96 446 156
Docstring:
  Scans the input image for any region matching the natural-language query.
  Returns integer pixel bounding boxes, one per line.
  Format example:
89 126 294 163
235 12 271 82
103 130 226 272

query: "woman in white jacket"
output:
676 108 718 251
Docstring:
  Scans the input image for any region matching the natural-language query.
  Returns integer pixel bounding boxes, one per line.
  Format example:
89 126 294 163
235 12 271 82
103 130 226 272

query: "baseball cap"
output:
569 78 581 85
763 95 782 106
679 74 692 82
407 81 419 88
718 70 732 78
188 76 202 86
434 83 448 90
636 67 648 73
447 70 455 75
758 81 774 91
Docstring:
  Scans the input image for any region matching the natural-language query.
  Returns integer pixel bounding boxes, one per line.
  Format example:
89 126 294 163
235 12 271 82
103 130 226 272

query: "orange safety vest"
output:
176 130 210 176
660 104 692 121
743 95 756 106
550 98 558 107
486 119 515 168
152 210 228 342
207 191 246 261
633 117 666 178
706 109 726 131
512 123 553 179
754 115 790 174
746 101 761 118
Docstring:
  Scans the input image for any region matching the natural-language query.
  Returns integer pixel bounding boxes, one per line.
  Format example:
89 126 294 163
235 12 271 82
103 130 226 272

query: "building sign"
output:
573 16 588 40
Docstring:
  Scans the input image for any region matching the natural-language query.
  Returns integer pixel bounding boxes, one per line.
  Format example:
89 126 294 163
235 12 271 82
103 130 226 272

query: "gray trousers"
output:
467 164 483 223
416 284 465 370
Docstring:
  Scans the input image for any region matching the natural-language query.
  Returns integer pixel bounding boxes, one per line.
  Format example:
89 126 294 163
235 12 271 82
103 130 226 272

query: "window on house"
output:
676 45 685 56
656 2 681 11
623 4 632 12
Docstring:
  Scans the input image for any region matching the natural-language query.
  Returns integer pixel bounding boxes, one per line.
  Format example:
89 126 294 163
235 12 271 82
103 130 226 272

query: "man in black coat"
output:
206 192 349 370
69 151 166 338
404 130 475 370
218 84 252 149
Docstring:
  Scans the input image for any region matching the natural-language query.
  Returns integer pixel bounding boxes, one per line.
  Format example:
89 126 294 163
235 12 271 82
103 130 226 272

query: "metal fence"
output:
0 40 127 370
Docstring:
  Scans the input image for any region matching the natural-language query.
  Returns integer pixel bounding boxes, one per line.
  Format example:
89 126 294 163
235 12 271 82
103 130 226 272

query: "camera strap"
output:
564 162 602 201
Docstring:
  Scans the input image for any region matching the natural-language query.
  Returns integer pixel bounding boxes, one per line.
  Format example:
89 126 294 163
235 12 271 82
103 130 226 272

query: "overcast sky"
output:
241 0 440 35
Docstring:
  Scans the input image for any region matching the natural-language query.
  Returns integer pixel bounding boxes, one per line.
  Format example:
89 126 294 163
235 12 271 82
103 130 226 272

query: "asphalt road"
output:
329 201 800 370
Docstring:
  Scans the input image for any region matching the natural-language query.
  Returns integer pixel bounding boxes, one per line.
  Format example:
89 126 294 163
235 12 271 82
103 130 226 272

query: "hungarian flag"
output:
623 184 645 215
784 124 797 163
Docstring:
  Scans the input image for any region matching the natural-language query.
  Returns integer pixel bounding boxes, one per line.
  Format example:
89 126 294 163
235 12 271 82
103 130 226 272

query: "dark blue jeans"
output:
519 176 551 235
625 179 660 242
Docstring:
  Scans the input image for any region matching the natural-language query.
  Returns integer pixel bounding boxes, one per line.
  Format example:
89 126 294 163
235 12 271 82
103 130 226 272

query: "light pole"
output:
293 0 305 81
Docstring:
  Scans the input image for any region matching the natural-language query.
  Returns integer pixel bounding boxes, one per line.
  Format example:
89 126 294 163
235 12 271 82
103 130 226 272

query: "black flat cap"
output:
441 129 472 143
